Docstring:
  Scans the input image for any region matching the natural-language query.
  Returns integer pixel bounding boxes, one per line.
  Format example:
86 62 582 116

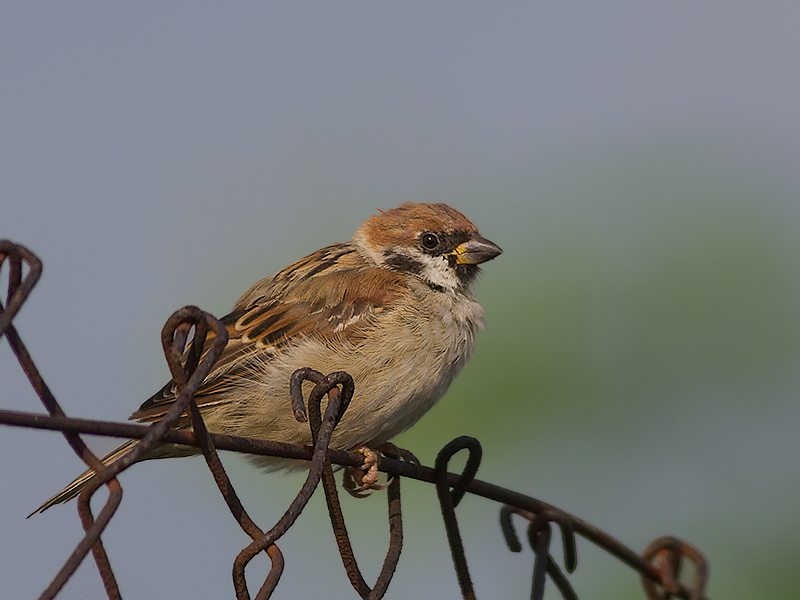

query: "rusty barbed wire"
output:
1 240 711 599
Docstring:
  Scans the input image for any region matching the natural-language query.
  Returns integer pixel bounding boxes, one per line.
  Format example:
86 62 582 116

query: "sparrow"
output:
32 202 502 514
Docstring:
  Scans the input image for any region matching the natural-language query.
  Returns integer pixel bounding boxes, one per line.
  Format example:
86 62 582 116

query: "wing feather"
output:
130 250 405 423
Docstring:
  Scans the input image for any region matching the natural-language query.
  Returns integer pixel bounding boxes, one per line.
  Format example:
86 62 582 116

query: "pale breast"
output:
203 283 485 454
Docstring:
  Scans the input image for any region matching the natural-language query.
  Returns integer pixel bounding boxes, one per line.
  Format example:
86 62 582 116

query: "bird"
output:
32 202 502 514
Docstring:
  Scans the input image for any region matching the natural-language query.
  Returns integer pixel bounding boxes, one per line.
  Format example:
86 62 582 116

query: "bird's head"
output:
355 202 502 293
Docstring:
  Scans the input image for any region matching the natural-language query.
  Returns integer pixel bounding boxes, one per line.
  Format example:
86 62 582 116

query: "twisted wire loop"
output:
158 307 289 600
0 241 42 335
68 303 229 599
1 240 715 600
230 368 354 600
292 369 404 600
434 436 483 600
1 241 122 599
640 536 709 600
500 506 578 600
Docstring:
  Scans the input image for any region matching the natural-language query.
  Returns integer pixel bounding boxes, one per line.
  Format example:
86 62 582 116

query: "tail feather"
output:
28 439 139 518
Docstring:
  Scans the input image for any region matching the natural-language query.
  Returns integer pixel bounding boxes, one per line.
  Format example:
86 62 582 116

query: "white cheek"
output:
418 254 460 291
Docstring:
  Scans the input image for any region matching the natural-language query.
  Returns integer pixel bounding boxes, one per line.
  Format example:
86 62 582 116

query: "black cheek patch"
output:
383 251 424 276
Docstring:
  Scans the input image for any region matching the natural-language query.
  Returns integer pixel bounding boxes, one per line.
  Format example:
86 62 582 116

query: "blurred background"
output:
2 3 799 598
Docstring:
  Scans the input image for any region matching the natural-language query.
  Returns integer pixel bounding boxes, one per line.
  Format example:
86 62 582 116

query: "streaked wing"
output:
130 247 406 423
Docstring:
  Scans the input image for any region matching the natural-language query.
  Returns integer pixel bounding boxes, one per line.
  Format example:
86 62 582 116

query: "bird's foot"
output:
342 443 419 498
343 446 388 498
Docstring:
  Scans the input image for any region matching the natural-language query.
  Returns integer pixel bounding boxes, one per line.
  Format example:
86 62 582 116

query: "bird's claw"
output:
342 443 420 498
343 446 392 498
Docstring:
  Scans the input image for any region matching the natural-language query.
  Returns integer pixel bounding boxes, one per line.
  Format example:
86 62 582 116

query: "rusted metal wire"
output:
2 240 125 600
434 436 483 600
160 307 285 600
292 368 405 599
231 368 357 600
500 506 578 600
640 536 709 600
1 240 711 599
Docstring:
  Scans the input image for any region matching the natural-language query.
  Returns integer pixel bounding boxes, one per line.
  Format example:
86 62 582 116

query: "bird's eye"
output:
421 233 440 250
